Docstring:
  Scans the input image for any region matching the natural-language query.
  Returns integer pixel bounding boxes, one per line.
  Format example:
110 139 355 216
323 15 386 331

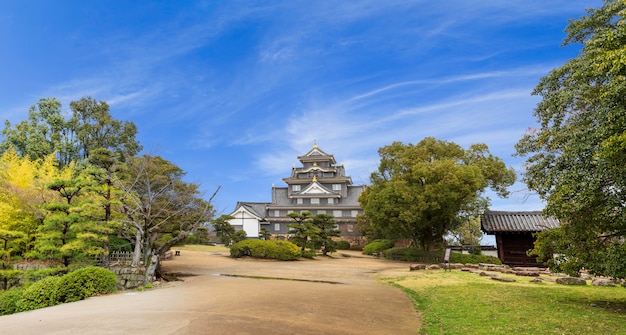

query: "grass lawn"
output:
383 270 626 335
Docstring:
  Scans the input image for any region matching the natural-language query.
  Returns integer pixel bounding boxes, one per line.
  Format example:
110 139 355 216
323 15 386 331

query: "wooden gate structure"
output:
480 211 560 267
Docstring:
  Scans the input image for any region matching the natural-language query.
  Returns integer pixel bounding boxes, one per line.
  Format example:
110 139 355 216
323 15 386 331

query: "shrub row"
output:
449 252 502 265
362 240 395 255
384 247 445 263
335 240 351 250
382 247 501 264
0 266 117 316
230 240 301 260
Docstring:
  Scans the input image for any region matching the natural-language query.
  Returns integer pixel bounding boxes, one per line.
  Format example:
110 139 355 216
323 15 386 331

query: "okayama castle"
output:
228 142 366 242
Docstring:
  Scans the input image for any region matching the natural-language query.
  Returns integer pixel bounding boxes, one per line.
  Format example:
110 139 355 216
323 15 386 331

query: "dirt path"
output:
0 250 421 334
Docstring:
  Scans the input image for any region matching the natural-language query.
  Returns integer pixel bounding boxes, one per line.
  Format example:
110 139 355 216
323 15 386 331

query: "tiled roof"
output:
345 185 366 204
235 202 269 219
481 211 560 233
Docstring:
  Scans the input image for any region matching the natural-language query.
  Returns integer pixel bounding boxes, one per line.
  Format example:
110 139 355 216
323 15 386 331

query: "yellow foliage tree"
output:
0 147 62 257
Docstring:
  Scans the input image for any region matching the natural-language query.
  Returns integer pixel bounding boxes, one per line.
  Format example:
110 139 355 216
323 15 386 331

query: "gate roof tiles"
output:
481 211 560 233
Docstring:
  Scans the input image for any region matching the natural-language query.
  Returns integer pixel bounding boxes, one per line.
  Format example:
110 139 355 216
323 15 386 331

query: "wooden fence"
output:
108 251 134 265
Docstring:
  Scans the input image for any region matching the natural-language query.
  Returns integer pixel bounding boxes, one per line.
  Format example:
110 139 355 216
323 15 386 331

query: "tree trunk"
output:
145 253 159 282
131 229 142 266
423 227 436 251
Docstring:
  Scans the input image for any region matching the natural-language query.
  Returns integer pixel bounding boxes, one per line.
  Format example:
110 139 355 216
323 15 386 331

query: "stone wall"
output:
12 263 52 271
110 265 148 289
10 261 150 290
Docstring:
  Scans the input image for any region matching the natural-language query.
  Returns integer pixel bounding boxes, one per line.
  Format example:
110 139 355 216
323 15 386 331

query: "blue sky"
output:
0 1 601 217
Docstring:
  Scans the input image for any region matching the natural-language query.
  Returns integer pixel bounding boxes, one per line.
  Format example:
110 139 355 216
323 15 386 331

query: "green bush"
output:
384 248 445 263
362 240 395 255
17 275 63 311
56 266 117 303
0 288 24 315
449 252 501 265
230 240 301 260
382 247 502 264
301 250 316 259
24 266 67 283
336 240 351 250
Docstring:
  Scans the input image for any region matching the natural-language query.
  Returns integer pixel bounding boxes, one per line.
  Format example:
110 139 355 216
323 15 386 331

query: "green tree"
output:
212 215 242 246
194 226 210 244
360 138 515 251
310 214 340 256
35 164 92 266
446 217 483 253
287 211 314 251
1 98 75 165
259 227 271 240
355 213 381 244
516 1 626 278
69 97 141 162
116 155 215 269
1 97 142 166
83 148 124 267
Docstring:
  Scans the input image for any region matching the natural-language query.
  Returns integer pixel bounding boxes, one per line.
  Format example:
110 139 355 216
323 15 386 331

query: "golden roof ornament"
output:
313 140 317 149
312 175 317 182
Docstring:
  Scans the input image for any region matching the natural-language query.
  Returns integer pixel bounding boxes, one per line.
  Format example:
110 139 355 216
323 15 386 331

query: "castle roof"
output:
297 141 336 164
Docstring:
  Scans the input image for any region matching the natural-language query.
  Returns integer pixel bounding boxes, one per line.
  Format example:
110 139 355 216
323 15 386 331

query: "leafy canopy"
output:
360 138 515 250
516 0 626 279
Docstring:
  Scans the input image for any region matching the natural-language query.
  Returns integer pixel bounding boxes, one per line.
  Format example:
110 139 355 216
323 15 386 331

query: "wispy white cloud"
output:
2 0 602 213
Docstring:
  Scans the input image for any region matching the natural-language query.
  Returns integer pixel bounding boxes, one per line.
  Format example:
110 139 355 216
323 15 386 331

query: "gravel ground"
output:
0 250 421 335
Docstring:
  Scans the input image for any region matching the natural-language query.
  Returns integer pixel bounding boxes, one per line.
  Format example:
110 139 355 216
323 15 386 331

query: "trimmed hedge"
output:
336 240 351 250
383 247 502 264
362 240 395 255
17 275 63 311
4 266 117 314
384 248 445 263
450 252 501 265
0 288 24 315
56 266 117 303
230 240 302 260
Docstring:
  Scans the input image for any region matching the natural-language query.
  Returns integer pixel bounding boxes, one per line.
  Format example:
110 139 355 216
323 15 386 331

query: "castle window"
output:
274 223 281 231
332 184 341 191
333 210 342 217
311 198 320 205
351 210 359 217
274 210 280 217
292 185 301 192
297 198 303 204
